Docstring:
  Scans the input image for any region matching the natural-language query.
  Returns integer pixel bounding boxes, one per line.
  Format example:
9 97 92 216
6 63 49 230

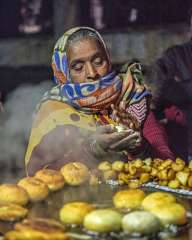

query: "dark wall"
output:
0 66 52 101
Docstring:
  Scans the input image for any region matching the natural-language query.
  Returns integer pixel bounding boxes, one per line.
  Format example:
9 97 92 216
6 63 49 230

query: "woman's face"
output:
67 37 111 83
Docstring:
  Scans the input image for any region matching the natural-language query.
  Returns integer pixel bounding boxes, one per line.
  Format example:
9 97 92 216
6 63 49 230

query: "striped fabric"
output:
126 97 148 125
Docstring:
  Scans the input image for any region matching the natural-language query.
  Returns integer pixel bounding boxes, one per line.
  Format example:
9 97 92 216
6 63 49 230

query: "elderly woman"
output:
25 27 174 175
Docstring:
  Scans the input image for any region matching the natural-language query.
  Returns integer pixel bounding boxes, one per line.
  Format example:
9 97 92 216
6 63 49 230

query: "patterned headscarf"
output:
49 26 151 113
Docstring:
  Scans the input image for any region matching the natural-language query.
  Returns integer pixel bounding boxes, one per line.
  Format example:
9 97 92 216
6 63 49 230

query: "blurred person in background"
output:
25 27 174 176
149 9 192 161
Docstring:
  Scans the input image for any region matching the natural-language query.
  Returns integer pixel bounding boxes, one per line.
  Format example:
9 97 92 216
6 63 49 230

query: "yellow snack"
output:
141 192 176 211
167 169 175 180
122 211 161 234
141 165 151 173
143 158 152 166
118 173 131 184
157 170 168 180
98 161 111 171
176 171 190 186
168 179 180 189
0 204 28 221
60 162 89 186
139 173 150 184
5 230 69 240
15 218 66 232
128 164 137 175
149 203 187 226
0 184 29 206
112 161 125 172
35 169 65 191
18 177 49 202
158 159 173 170
187 175 192 188
128 180 141 189
158 180 168 186
60 202 94 225
5 218 68 240
102 170 117 181
150 167 158 177
133 159 143 168
84 209 122 233
113 189 145 209
171 158 185 172
188 160 192 170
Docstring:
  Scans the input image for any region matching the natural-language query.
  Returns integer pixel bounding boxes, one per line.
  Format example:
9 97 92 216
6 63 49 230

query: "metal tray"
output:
0 184 191 240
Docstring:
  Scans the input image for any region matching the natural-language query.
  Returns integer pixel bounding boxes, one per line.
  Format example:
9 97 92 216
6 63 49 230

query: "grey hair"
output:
65 29 103 50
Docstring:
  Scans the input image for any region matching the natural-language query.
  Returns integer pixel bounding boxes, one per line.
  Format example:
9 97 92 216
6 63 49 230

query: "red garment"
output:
164 105 187 126
143 111 174 160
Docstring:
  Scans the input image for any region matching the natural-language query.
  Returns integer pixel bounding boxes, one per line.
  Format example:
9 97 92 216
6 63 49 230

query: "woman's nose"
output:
85 62 98 81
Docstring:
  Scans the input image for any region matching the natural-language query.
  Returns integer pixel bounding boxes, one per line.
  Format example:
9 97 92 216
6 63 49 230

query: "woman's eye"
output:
93 57 103 66
73 63 83 71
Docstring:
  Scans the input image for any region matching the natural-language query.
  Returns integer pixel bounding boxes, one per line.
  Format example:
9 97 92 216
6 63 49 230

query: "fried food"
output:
18 177 49 202
98 161 112 171
102 170 117 181
0 204 28 221
113 189 145 209
141 192 176 211
112 161 125 172
149 203 187 226
35 169 65 192
122 211 161 235
59 202 94 225
0 184 29 206
60 162 89 186
5 218 69 240
83 209 122 233
14 218 66 232
176 171 190 186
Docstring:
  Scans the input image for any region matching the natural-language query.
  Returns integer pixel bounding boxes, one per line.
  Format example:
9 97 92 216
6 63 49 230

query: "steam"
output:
0 81 53 182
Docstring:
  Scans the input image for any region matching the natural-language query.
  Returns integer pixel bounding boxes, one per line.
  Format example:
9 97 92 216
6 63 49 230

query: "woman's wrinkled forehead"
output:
54 27 108 54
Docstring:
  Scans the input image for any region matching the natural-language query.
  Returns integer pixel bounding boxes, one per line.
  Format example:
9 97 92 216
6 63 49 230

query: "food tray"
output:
0 184 191 240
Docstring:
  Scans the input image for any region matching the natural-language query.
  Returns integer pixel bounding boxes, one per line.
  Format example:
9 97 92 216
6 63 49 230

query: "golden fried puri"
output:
0 204 28 221
59 202 94 225
141 192 176 211
60 162 89 186
113 189 145 209
18 177 49 202
0 184 29 206
35 169 65 192
149 203 187 226
122 211 161 234
5 218 69 240
84 209 122 233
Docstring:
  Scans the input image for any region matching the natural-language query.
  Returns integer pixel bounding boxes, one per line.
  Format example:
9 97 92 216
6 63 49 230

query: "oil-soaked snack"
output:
14 218 66 232
5 218 69 240
149 203 187 226
113 189 145 209
84 209 122 233
60 202 94 225
122 211 161 235
0 184 29 206
4 230 69 240
35 169 65 191
0 204 28 221
18 177 49 202
141 192 176 211
60 162 89 186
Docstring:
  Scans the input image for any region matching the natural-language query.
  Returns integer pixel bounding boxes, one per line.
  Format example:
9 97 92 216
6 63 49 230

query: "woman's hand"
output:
88 124 143 156
109 129 143 152
88 124 133 157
